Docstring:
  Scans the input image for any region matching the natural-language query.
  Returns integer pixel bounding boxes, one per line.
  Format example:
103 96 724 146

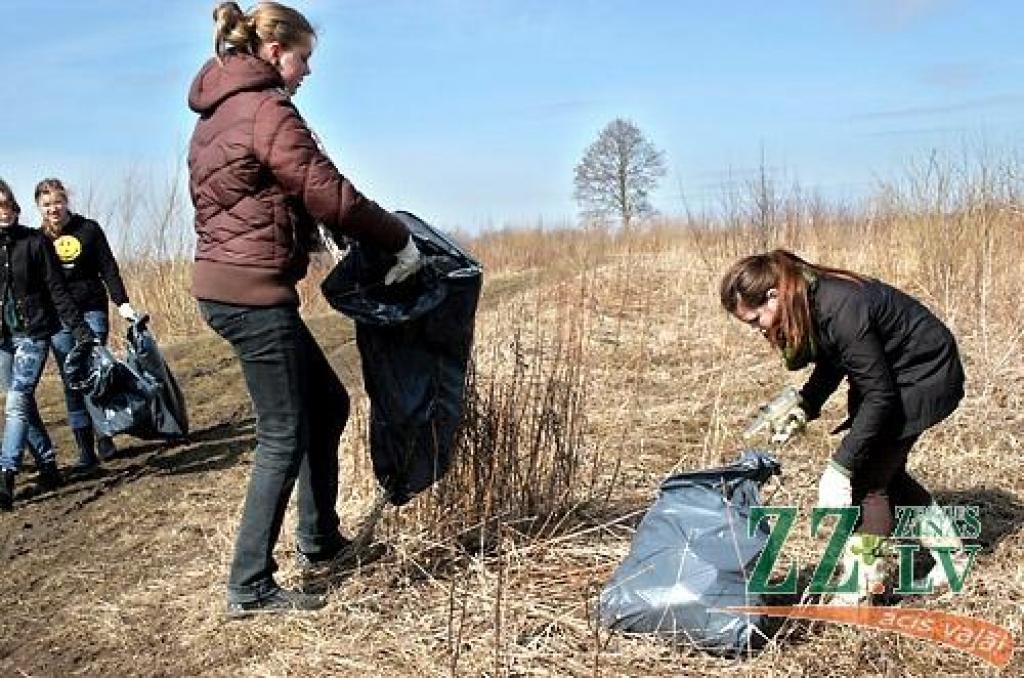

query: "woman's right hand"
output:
384 236 423 285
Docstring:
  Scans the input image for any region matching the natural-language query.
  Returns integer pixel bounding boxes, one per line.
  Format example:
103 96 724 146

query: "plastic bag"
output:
321 211 482 505
75 316 189 440
598 450 781 655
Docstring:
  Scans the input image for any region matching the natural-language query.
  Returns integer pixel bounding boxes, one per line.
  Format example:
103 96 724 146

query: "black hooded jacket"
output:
0 224 92 342
798 276 964 472
49 213 130 312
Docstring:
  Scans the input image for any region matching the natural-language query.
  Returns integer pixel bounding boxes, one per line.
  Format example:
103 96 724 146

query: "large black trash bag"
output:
321 211 482 506
599 450 781 655
125 316 189 439
68 315 189 440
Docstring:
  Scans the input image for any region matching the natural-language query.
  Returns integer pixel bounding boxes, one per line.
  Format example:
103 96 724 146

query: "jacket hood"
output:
188 53 282 114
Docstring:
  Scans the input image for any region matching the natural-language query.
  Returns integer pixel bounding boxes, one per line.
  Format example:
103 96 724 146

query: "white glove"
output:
817 462 853 508
384 236 423 285
771 405 808 444
117 303 139 321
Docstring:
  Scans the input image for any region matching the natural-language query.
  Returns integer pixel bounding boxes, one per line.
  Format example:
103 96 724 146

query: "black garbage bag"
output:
125 317 189 438
598 450 781 655
321 211 482 506
67 316 189 440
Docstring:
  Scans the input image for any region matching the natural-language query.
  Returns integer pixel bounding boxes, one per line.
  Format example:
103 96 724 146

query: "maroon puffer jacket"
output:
187 53 409 306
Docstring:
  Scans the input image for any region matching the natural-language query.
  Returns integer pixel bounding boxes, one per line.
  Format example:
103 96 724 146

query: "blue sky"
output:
2 1 1023 232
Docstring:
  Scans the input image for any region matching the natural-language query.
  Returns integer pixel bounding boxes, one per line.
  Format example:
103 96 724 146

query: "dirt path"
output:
0 270 549 677
0 314 365 676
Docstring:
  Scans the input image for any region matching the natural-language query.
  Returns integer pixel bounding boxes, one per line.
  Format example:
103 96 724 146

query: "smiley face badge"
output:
53 234 82 268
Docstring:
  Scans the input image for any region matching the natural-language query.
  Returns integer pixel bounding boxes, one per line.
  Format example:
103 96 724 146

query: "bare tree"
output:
573 118 666 228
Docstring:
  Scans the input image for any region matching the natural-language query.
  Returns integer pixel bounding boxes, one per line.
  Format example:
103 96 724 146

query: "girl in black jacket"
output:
720 249 968 604
34 179 137 471
0 178 95 510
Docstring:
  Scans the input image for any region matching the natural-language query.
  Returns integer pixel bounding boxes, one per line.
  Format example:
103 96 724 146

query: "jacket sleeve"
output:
39 238 93 343
252 95 409 253
90 221 130 306
827 291 899 473
798 361 844 420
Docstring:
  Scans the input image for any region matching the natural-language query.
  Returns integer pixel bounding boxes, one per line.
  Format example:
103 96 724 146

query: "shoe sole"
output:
226 602 327 620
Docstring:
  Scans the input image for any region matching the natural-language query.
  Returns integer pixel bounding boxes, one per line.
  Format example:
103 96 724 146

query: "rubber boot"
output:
37 460 64 491
0 469 15 511
71 427 100 474
97 435 118 461
829 533 888 606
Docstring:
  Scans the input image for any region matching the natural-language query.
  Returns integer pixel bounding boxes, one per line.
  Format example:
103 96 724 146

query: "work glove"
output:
118 302 139 322
817 461 853 509
384 236 423 286
771 405 807 444
743 386 808 444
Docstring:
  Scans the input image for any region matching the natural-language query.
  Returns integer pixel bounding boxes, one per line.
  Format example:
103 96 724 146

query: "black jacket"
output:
798 276 964 472
49 214 129 312
0 224 92 342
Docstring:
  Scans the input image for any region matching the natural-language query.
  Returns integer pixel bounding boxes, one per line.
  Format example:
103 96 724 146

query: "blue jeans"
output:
199 301 350 603
50 310 109 431
0 335 55 472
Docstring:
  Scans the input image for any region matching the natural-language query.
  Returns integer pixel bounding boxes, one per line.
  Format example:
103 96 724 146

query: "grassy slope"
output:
0 229 1022 677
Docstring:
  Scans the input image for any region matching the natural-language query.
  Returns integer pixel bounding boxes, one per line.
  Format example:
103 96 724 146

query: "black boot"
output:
0 469 15 511
37 460 64 491
71 427 100 474
97 435 118 461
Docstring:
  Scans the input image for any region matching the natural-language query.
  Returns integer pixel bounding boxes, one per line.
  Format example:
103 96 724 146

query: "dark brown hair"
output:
0 178 20 219
719 249 862 351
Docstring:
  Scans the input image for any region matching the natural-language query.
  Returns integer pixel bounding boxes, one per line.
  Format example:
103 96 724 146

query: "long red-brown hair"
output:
719 249 862 350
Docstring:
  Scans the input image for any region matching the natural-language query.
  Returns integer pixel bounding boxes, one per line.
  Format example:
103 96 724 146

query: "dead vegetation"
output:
1 153 1022 676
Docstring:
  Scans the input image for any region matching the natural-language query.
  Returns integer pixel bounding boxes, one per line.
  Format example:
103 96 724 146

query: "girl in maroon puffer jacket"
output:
187 1 422 619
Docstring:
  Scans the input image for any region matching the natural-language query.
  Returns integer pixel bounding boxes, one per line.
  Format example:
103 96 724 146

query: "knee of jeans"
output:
256 414 309 456
4 390 30 420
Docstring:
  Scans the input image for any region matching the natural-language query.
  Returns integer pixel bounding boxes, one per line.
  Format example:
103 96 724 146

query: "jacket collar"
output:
188 52 284 114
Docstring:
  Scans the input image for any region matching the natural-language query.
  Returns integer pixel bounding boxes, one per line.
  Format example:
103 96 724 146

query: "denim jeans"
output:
50 310 109 431
199 301 350 603
0 334 56 472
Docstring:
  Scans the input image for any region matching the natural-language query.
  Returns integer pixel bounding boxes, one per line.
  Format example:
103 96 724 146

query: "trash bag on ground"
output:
68 315 189 440
321 211 482 506
598 450 781 655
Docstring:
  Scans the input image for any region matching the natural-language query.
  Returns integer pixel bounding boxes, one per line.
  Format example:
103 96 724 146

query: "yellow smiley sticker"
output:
53 234 82 264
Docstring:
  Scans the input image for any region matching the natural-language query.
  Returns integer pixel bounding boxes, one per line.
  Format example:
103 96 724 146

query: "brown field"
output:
1 163 1022 676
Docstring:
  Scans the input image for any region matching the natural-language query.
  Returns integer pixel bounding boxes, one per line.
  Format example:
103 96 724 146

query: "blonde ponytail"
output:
213 2 257 58
212 2 315 59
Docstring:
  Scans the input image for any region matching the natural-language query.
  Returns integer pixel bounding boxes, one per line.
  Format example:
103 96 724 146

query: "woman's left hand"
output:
817 461 853 508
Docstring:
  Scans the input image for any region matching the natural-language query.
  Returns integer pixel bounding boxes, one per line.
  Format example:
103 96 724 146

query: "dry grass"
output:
3 157 1022 676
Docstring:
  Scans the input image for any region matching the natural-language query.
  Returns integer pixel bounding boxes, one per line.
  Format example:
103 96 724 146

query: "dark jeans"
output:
51 310 110 431
851 435 932 536
199 301 350 603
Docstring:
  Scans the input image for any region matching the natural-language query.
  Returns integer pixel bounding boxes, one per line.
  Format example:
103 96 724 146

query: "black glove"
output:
64 339 115 395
